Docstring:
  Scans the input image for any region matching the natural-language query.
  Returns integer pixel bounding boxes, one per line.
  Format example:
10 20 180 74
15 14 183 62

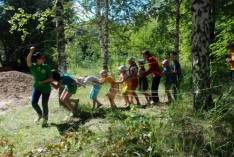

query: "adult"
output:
26 46 53 125
127 57 141 105
139 50 162 104
170 52 181 100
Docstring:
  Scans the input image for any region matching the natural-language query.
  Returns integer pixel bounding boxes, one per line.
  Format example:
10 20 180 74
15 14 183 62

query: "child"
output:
115 65 132 107
50 70 84 117
154 59 173 104
79 76 103 111
138 59 151 105
226 42 234 81
99 70 119 108
170 52 181 100
27 46 53 125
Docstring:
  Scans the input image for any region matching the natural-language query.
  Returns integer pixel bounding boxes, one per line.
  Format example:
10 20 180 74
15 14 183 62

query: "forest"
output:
0 0 234 156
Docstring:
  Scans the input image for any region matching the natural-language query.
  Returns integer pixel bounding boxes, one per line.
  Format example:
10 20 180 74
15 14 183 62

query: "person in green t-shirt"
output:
27 46 53 125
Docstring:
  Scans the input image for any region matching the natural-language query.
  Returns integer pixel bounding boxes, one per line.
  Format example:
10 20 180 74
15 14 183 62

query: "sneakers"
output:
34 115 43 122
90 108 95 111
97 104 103 108
75 99 79 110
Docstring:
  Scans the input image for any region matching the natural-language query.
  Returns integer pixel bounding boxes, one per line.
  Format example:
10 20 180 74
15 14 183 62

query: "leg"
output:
132 87 140 105
151 76 161 103
31 89 43 116
41 92 50 120
123 94 130 106
61 91 75 113
92 100 97 109
165 85 171 103
173 78 180 100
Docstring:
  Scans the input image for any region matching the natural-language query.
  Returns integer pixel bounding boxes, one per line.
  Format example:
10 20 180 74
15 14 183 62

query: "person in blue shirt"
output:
50 70 85 117
154 59 173 104
170 52 181 100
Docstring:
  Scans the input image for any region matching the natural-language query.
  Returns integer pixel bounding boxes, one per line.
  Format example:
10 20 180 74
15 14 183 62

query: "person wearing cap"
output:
154 59 173 104
139 50 162 104
170 52 181 100
116 65 132 107
138 59 151 105
127 57 141 105
99 70 119 108
27 46 53 125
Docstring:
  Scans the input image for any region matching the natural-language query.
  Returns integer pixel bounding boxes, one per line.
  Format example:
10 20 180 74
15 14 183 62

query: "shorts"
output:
165 78 173 87
121 82 132 96
106 83 119 99
131 79 138 90
90 85 102 100
139 77 148 92
64 85 77 94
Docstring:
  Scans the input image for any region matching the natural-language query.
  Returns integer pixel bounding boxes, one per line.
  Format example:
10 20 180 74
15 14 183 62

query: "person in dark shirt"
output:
170 52 181 100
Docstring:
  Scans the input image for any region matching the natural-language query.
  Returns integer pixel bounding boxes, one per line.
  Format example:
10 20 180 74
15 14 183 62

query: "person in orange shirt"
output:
226 42 234 80
99 70 119 108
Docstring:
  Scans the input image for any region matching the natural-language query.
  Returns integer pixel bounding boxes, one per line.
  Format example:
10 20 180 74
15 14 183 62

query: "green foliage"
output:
4 6 55 41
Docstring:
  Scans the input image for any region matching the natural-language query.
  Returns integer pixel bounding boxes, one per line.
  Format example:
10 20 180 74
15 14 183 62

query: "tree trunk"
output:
96 0 109 71
174 0 180 54
209 0 216 43
56 0 67 106
192 0 213 110
103 0 109 71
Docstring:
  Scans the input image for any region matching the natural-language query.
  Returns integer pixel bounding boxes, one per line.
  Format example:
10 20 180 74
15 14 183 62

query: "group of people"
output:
27 47 181 125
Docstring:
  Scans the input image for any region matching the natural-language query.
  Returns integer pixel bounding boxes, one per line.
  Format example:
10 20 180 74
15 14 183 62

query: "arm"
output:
152 71 164 76
226 58 234 63
115 75 124 84
71 81 86 87
38 77 53 84
50 80 63 89
27 46 35 67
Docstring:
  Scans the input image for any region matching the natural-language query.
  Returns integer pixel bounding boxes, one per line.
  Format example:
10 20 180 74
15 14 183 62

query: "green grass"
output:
1 65 234 156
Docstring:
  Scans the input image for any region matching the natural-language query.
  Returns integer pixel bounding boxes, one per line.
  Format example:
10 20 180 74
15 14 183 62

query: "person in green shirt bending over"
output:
27 46 53 125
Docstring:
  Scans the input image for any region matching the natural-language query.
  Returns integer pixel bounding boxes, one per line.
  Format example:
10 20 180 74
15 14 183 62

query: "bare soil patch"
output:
0 71 58 115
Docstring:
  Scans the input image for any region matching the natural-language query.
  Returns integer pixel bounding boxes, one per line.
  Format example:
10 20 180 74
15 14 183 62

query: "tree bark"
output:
174 0 180 54
96 0 109 71
103 0 109 71
56 0 67 106
192 0 213 110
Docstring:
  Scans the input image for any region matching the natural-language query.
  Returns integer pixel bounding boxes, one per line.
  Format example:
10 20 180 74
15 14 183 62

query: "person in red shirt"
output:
139 50 162 104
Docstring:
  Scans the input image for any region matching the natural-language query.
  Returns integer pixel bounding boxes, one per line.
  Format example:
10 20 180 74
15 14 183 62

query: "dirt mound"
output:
0 71 34 114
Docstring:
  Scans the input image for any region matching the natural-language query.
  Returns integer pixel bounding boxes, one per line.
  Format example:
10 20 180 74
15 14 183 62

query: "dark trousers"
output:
151 76 161 103
173 77 181 100
31 89 50 120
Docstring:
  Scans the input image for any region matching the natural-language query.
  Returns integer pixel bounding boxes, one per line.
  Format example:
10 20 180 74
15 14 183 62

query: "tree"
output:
96 0 109 71
174 0 181 54
56 0 67 106
192 0 213 110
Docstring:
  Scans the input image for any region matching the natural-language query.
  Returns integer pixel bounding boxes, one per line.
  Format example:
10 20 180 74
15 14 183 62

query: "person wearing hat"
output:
99 70 119 108
138 59 151 105
127 57 141 105
139 50 162 104
116 65 132 107
154 59 173 104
